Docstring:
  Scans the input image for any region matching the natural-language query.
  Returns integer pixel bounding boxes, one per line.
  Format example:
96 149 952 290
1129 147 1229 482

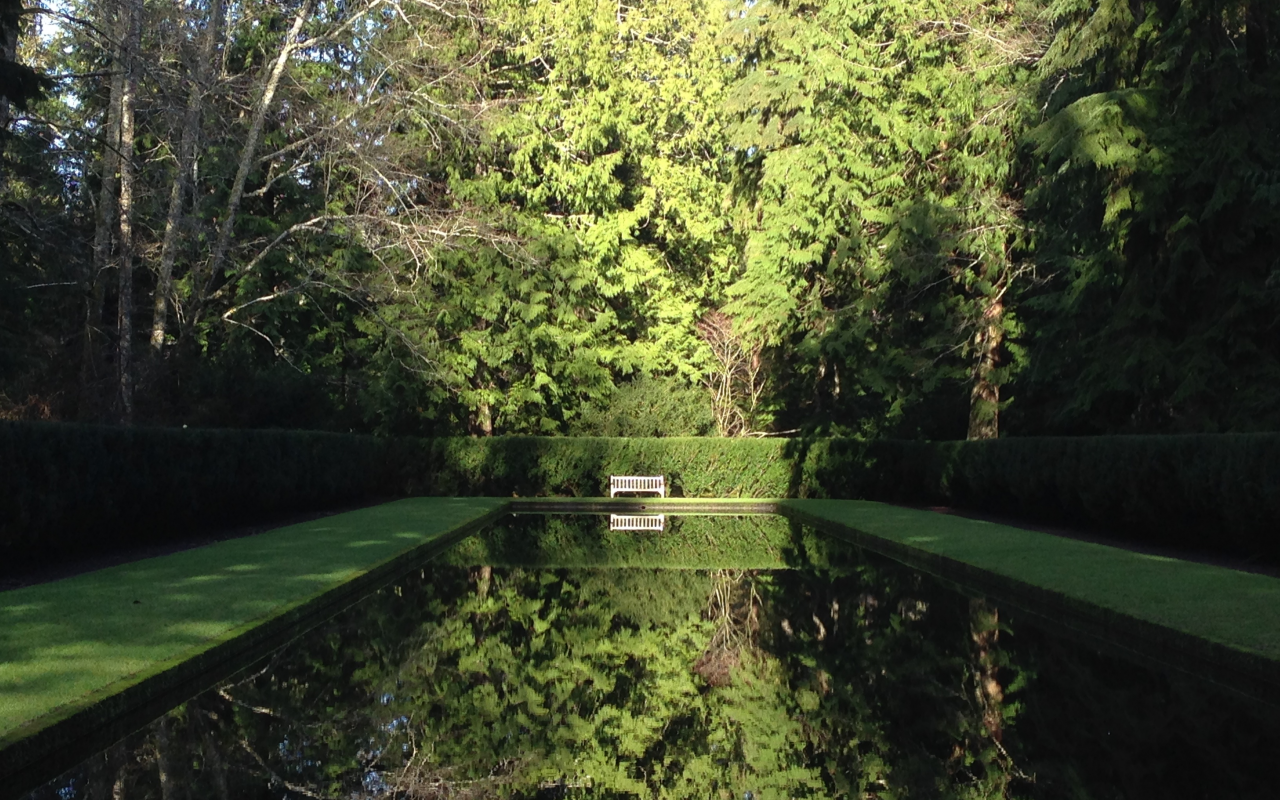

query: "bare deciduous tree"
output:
149 0 225 351
697 310 766 436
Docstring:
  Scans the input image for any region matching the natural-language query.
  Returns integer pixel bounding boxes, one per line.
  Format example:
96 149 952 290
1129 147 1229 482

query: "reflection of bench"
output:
610 514 666 531
610 475 666 498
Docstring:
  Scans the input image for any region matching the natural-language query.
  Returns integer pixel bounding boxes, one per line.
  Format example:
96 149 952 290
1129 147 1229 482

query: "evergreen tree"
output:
425 0 741 432
1013 0 1280 433
721 0 1045 438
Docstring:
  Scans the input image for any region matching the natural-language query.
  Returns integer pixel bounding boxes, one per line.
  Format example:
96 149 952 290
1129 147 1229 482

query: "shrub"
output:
396 434 1280 560
568 376 716 437
5 425 1277 567
0 422 390 569
849 435 1280 559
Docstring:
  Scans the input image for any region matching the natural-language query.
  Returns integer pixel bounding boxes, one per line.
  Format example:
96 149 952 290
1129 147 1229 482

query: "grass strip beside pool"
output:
0 497 507 794
780 499 1280 700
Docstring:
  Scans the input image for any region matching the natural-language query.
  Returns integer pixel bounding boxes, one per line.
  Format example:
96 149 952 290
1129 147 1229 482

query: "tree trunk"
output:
966 296 1003 440
1247 2 1270 77
151 0 226 350
80 0 127 417
471 398 494 436
196 0 316 320
109 741 130 800
115 0 140 423
197 707 231 800
0 0 19 155
969 597 1004 742
155 715 177 800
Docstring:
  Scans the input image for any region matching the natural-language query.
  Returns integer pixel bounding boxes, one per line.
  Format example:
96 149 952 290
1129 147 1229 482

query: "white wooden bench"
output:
609 475 666 498
609 514 666 531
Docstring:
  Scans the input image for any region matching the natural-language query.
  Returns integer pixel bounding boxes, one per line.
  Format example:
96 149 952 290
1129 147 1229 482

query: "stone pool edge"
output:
0 500 509 800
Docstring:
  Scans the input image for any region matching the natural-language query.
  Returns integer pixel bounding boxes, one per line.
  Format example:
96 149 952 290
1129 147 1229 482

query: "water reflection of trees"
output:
25 545 1280 800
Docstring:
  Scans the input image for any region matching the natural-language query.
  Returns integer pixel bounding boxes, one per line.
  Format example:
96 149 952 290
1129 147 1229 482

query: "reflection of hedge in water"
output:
441 515 852 570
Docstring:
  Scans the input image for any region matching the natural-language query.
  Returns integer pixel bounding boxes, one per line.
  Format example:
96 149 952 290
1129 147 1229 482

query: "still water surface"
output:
24 514 1280 799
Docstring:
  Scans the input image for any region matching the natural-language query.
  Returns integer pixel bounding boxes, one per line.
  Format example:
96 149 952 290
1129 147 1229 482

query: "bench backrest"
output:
609 474 665 498
610 475 664 491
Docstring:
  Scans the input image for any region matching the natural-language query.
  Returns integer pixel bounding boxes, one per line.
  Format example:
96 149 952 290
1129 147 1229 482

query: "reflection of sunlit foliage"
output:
252 564 1028 798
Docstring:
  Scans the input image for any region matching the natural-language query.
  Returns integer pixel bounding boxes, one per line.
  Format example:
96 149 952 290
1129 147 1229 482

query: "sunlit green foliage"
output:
426 0 740 431
720 0 1043 436
364 230 625 435
2 0 1279 436
570 376 716 437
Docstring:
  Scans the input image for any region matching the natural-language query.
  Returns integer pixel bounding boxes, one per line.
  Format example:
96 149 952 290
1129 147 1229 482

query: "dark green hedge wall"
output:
842 435 1280 559
393 434 1280 560
0 422 390 570
5 424 1278 568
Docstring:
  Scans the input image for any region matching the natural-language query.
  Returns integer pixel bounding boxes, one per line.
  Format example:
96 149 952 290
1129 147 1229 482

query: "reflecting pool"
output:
21 514 1280 799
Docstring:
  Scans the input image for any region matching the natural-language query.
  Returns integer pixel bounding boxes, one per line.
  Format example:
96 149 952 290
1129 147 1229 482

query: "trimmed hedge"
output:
5 424 1279 567
393 434 1280 561
843 435 1280 560
0 422 391 570
391 436 805 498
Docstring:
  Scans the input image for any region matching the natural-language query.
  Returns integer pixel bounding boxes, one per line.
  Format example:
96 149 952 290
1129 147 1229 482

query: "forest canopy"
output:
1 0 1277 438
